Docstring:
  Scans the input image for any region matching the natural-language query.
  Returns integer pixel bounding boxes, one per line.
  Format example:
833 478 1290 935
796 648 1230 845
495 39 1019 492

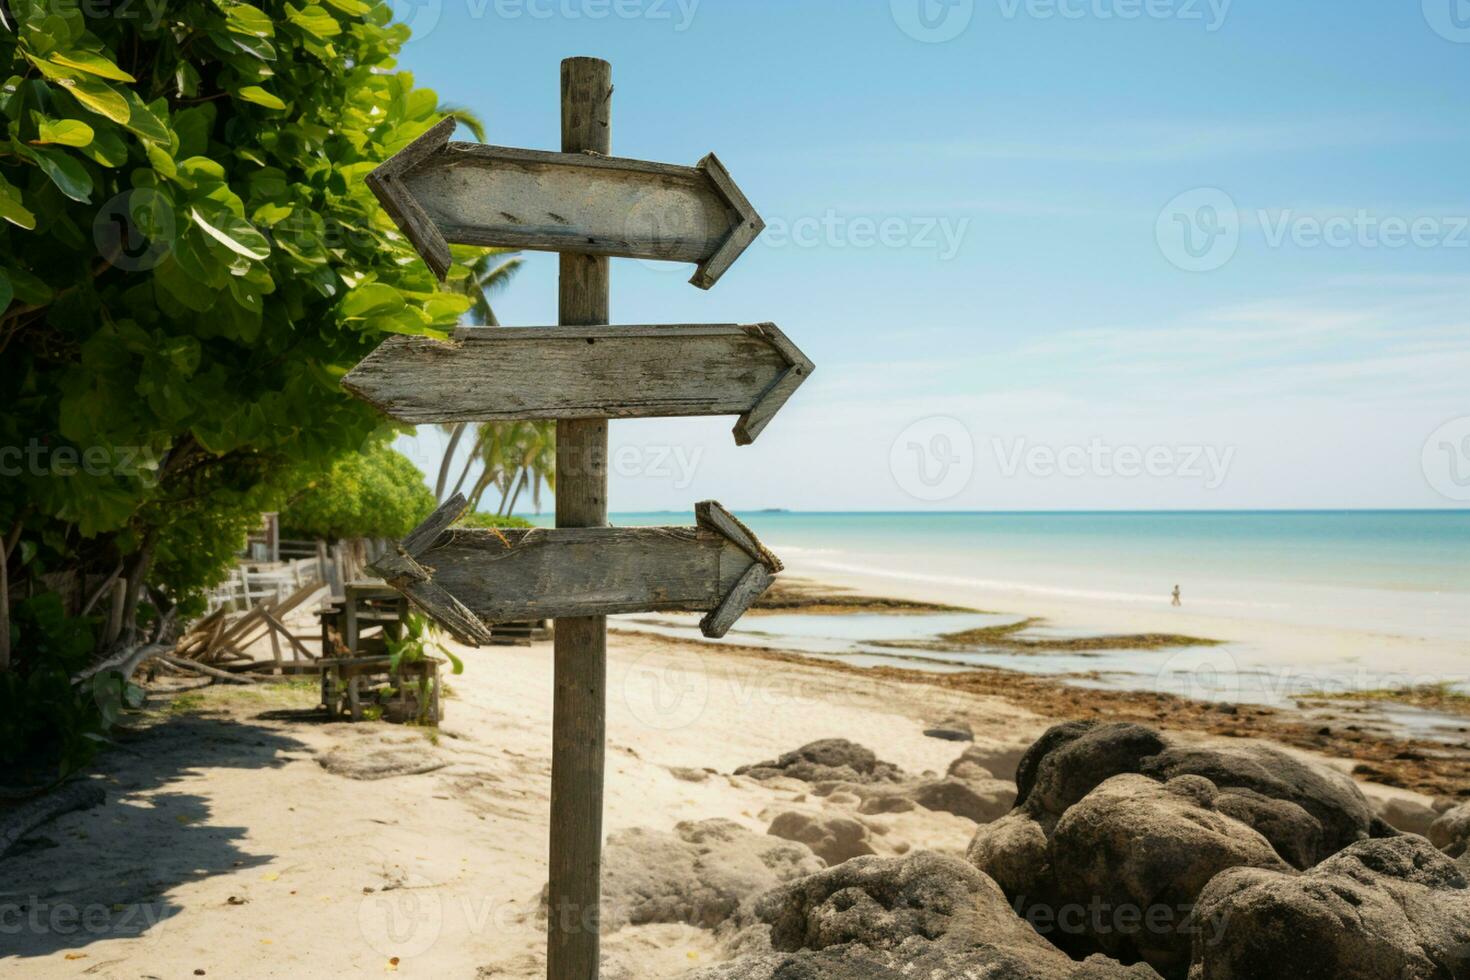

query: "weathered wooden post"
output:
351 55 808 980
549 55 612 979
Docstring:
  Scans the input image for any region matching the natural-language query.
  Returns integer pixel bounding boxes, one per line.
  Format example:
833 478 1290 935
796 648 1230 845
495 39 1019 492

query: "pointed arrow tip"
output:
692 153 764 291
732 323 814 445
366 118 457 281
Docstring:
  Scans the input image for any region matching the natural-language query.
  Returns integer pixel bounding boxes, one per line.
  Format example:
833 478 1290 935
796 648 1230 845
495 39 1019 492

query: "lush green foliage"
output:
0 0 494 775
457 511 534 530
1 0 472 614
280 442 435 541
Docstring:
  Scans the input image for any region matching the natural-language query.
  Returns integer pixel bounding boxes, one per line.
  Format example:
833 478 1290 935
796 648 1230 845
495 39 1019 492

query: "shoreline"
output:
610 628 1469 800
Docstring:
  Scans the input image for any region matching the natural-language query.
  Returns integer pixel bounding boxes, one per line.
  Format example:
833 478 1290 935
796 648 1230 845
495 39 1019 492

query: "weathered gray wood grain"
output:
365 116 764 289
342 323 813 445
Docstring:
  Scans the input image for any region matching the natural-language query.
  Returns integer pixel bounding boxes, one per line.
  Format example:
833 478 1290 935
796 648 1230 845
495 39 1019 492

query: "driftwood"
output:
343 323 812 446
0 781 106 859
158 655 261 684
366 115 764 288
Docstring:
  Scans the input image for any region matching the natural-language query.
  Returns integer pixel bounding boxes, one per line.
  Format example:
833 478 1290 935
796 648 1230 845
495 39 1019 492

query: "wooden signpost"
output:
365 115 765 289
343 324 812 445
348 57 807 979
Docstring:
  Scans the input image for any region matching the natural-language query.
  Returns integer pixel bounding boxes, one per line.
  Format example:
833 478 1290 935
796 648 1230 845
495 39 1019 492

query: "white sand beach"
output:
5 612 1451 979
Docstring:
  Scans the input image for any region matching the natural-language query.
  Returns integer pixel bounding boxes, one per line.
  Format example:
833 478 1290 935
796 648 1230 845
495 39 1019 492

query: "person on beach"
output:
1172 585 1182 607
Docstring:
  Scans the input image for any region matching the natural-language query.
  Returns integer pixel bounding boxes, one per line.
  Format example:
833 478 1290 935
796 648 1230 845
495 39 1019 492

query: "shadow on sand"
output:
0 712 310 961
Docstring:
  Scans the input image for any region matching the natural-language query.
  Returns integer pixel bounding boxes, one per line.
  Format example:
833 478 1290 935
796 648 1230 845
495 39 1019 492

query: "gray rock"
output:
923 718 974 742
1138 742 1379 861
688 851 1162 979
736 739 905 785
1429 802 1470 858
767 812 875 866
947 744 998 782
1048 774 1290 976
1374 796 1442 837
820 775 1016 825
316 743 447 780
597 818 823 932
968 721 1385 979
1188 836 1470 980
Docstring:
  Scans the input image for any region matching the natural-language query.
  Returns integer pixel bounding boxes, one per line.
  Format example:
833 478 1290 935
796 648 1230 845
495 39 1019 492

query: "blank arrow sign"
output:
343 323 813 445
370 495 782 641
367 116 765 289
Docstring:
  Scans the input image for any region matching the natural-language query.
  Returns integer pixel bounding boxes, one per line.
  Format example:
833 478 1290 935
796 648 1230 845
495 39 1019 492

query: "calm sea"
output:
565 510 1470 640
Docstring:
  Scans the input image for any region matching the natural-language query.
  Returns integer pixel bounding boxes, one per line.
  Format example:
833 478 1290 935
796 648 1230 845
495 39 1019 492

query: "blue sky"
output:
387 0 1470 512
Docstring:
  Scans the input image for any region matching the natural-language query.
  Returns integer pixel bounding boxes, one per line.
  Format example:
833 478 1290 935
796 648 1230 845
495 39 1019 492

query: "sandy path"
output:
5 632 1041 979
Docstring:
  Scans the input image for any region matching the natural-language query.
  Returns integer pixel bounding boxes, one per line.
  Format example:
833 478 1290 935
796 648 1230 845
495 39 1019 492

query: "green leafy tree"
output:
280 442 435 542
0 0 492 773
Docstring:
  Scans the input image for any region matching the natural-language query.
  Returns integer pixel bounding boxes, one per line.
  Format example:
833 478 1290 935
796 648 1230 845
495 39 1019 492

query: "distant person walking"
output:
1171 585 1182 607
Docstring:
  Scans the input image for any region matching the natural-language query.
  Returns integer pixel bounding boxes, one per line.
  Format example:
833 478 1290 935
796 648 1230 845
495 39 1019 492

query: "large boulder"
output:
1188 836 1470 979
1430 803 1470 858
736 739 905 785
1047 774 1291 975
967 721 1386 979
596 819 823 932
767 812 875 866
687 851 1162 979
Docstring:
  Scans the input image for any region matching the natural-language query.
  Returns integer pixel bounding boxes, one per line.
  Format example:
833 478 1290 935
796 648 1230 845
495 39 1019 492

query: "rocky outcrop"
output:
1188 836 1470 979
687 851 1162 979
596 819 823 932
1429 802 1470 858
766 812 875 866
967 721 1386 978
741 740 1017 826
735 739 905 785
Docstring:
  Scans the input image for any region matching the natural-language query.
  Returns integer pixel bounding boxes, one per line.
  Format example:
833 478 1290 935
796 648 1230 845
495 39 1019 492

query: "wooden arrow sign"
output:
370 495 781 644
342 323 813 446
367 116 765 289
